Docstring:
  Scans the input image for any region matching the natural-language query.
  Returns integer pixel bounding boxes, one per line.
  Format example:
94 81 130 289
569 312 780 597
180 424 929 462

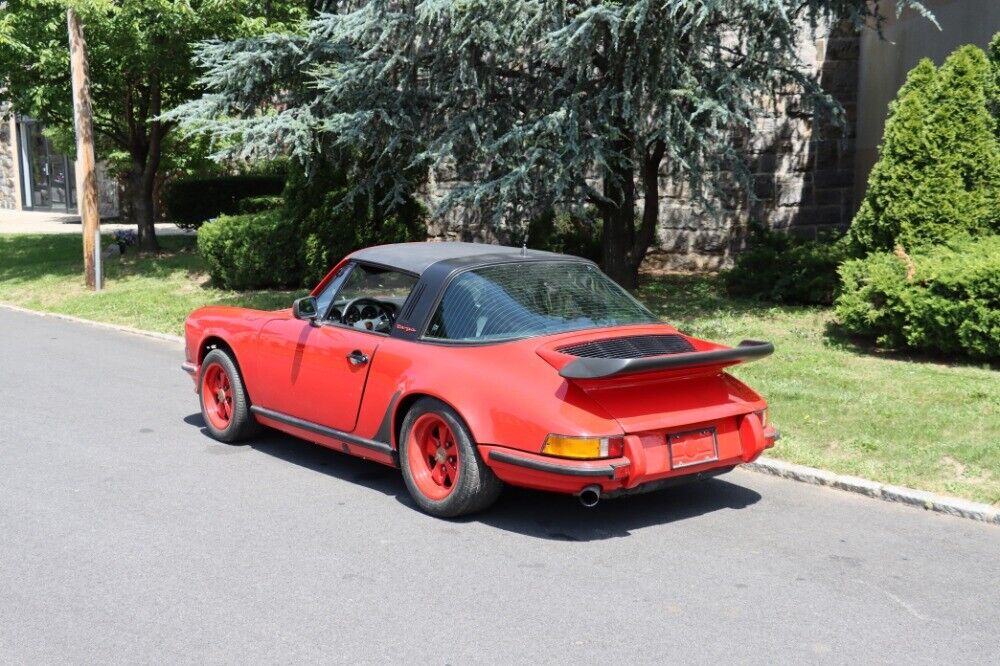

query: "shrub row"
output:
835 235 1000 361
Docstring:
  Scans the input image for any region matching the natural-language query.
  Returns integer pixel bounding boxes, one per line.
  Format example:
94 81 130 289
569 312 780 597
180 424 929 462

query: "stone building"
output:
0 110 118 217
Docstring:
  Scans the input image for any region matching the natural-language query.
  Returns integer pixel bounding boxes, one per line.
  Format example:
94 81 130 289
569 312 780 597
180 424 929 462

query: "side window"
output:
336 264 417 302
328 263 418 333
315 264 351 319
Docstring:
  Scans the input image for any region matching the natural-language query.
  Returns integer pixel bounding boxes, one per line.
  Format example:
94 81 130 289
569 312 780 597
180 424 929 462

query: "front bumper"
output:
182 361 199 391
481 414 778 497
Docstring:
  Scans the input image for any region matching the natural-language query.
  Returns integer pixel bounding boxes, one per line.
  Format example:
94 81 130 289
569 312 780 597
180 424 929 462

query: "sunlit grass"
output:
0 234 303 336
1 233 997 504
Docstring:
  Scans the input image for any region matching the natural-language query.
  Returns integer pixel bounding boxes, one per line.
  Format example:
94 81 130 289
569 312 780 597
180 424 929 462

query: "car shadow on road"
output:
184 414 762 541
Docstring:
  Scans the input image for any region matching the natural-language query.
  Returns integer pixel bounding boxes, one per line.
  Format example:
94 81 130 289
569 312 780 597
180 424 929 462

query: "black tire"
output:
199 348 259 443
399 397 503 518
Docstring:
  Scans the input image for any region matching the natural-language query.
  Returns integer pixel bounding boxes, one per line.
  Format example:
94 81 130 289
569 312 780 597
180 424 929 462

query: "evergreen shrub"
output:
722 226 852 305
835 235 1000 361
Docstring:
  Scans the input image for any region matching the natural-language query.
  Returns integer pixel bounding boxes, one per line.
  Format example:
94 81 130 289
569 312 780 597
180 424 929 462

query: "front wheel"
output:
199 348 258 443
399 398 503 517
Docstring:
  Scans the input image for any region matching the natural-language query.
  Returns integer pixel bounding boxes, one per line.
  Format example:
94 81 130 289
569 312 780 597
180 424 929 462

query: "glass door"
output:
17 119 76 212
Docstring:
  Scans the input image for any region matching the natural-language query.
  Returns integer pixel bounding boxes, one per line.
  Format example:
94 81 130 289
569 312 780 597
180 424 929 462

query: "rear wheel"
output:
399 398 502 517
199 348 258 443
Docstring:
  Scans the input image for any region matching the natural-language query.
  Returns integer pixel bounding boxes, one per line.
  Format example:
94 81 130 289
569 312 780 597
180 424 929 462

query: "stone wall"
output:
648 20 860 271
428 21 861 271
0 117 17 210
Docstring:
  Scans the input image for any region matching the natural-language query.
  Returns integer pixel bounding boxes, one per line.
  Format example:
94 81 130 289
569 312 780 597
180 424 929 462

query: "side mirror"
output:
293 296 319 325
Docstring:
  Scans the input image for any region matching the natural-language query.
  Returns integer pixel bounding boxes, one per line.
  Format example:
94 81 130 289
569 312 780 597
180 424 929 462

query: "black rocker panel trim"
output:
249 406 397 459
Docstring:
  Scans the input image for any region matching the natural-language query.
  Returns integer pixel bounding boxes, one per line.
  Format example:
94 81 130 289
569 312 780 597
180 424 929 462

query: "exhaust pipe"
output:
577 485 601 508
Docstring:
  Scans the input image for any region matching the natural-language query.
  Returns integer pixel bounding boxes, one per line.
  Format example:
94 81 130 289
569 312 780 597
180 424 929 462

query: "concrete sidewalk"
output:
0 210 193 236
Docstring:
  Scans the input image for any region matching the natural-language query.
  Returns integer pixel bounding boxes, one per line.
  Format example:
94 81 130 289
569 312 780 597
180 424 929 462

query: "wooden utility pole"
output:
67 8 101 291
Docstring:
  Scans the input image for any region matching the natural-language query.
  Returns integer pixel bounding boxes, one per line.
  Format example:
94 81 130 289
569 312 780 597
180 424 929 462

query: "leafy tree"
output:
176 0 929 287
852 45 1000 253
0 0 304 250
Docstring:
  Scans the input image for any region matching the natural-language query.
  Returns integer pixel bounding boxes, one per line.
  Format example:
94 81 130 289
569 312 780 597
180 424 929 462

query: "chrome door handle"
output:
346 350 369 366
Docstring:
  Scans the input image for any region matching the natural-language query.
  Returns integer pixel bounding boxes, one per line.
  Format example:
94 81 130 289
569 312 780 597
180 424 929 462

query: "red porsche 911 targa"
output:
182 242 778 517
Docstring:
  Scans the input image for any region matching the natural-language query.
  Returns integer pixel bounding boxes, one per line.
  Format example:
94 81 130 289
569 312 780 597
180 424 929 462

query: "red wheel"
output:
201 362 233 430
399 397 503 517
406 413 461 501
198 348 258 443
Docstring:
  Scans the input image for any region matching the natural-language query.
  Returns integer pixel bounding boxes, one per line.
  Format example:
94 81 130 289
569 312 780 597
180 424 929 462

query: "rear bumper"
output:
481 415 778 497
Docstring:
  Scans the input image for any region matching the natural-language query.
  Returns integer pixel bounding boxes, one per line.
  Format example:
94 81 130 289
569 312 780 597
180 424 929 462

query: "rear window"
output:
425 261 656 342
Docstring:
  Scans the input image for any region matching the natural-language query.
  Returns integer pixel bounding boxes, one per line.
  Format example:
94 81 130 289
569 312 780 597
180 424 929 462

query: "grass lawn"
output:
0 234 303 335
2 232 998 505
639 277 999 506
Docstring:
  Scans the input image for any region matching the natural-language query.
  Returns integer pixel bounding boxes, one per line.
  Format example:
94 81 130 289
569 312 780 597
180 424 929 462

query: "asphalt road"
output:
1 307 998 664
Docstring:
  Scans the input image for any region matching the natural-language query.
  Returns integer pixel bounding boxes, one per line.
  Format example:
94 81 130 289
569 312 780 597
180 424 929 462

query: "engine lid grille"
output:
557 334 695 359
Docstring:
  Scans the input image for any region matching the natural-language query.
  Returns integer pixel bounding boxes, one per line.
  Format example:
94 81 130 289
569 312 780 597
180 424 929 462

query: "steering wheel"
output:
342 297 392 332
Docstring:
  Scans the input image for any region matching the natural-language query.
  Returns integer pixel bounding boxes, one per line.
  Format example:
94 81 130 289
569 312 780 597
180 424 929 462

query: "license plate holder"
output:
668 426 719 469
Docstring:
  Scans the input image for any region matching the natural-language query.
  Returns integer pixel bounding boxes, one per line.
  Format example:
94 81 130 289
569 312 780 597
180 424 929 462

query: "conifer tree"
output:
177 0 930 287
852 45 1000 253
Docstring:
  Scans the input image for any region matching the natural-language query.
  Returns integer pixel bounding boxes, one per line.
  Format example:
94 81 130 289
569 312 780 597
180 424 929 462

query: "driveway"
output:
1 307 997 664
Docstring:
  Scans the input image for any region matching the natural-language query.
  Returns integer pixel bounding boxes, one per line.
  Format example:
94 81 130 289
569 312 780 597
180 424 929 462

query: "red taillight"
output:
606 436 625 458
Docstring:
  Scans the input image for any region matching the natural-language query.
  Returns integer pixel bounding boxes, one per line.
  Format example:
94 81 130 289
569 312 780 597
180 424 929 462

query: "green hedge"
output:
197 210 301 290
835 236 1000 360
722 227 852 305
164 175 286 231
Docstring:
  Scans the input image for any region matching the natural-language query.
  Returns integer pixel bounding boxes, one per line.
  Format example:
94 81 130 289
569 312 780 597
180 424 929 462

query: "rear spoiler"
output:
558 340 774 379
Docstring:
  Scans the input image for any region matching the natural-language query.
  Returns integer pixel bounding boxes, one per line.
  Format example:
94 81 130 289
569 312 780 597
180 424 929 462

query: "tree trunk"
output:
599 140 666 290
126 65 166 253
129 163 159 252
601 206 639 289
599 157 639 289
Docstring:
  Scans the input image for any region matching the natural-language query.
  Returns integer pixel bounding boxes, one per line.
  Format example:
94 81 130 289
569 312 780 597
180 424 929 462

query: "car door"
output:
254 261 417 433
255 318 379 432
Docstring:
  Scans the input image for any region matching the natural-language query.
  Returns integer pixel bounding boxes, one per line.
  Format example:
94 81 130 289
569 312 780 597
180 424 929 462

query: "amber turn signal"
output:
542 434 625 459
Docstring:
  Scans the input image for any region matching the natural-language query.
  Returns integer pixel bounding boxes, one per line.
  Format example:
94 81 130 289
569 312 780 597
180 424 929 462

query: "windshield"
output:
425 261 657 342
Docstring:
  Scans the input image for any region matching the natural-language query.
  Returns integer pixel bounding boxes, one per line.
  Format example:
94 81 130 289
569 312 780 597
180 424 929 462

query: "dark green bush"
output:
196 210 301 290
722 226 852 305
525 209 602 263
851 47 1000 253
298 203 424 286
165 175 286 231
835 235 1000 360
284 159 425 285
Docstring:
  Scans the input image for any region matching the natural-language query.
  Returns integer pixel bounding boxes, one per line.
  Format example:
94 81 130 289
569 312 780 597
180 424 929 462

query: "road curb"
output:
746 457 1000 526
0 303 184 345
